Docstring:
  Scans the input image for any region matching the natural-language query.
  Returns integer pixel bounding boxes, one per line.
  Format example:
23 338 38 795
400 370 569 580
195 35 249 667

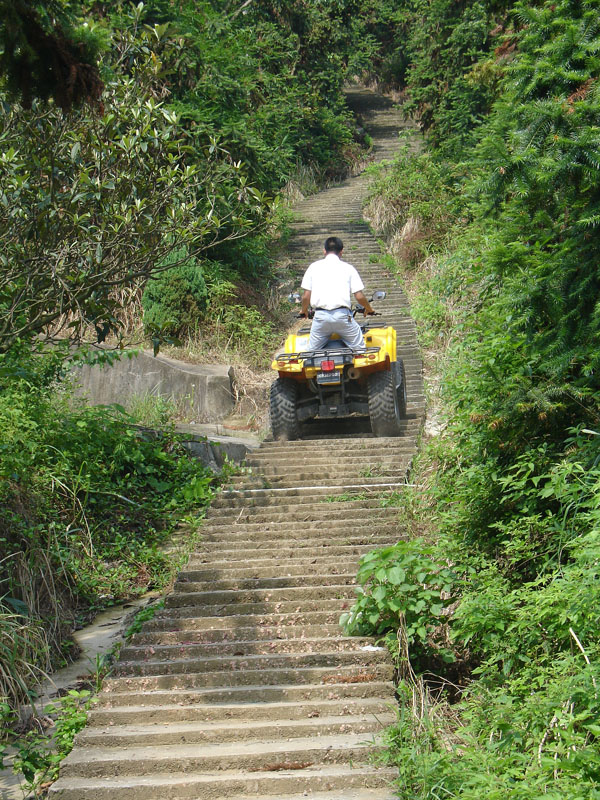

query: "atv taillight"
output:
320 359 335 372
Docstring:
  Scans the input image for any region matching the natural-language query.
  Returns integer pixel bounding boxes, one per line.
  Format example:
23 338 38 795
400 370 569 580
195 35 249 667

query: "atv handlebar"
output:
298 309 380 319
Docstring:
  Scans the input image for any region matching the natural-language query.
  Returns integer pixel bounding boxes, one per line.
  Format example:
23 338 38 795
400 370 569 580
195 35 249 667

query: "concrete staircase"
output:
50 87 423 800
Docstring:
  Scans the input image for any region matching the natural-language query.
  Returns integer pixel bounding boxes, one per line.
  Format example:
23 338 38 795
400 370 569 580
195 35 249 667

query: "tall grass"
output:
0 600 51 720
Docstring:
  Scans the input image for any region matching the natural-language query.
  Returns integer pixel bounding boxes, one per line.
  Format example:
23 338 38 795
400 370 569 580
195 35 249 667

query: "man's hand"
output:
301 289 312 318
354 290 374 316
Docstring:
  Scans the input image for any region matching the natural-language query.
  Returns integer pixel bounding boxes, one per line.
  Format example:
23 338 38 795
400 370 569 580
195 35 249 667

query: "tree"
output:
0 0 103 110
0 19 266 353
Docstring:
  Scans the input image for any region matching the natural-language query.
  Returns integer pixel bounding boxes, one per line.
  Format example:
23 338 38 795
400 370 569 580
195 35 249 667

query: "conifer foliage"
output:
358 0 600 797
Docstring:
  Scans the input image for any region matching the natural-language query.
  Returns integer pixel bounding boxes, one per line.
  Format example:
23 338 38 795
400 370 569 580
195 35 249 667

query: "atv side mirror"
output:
288 292 302 304
372 290 386 301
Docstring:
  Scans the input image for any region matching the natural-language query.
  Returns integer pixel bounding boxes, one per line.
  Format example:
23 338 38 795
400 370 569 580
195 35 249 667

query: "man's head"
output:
324 236 343 255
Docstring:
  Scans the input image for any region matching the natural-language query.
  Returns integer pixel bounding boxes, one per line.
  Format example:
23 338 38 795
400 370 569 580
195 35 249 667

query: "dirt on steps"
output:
49 86 423 800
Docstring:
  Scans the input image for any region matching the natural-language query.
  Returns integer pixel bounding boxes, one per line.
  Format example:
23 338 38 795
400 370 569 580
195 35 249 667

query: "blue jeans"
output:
308 308 366 350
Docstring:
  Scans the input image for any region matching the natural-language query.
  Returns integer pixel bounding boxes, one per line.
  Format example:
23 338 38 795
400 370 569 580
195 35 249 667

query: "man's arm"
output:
301 289 312 317
354 290 374 315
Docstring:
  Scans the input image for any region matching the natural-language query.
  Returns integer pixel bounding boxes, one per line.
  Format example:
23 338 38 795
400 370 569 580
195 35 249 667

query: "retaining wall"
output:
73 350 235 422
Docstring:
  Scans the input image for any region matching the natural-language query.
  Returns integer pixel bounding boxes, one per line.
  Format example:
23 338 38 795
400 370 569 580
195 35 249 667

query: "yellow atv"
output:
270 291 407 440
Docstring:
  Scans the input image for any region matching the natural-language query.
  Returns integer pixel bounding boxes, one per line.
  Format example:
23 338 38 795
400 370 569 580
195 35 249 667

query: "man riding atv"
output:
300 236 375 350
269 235 407 440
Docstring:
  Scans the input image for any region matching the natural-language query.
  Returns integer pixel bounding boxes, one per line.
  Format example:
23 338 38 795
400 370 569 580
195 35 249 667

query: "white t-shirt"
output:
301 253 364 310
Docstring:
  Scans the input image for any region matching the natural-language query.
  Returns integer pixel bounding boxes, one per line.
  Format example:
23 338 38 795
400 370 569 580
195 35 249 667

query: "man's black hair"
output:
324 236 343 254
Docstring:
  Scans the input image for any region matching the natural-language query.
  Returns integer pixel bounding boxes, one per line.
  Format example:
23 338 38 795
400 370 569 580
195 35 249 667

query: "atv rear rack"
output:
275 346 381 368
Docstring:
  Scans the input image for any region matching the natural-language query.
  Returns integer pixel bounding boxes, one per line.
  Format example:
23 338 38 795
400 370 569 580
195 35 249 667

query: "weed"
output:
11 690 91 794
359 463 386 478
340 538 457 658
126 393 178 427
125 600 165 639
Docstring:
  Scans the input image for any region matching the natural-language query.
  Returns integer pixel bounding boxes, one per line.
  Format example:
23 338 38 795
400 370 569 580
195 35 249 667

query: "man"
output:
300 236 374 350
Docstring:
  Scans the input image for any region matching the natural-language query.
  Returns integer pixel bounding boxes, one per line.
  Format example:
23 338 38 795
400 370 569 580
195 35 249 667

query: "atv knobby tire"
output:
394 359 408 419
270 378 300 441
367 369 402 437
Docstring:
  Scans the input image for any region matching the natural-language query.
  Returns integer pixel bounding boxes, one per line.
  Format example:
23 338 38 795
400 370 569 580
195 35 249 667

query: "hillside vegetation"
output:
352 0 600 796
2 0 600 796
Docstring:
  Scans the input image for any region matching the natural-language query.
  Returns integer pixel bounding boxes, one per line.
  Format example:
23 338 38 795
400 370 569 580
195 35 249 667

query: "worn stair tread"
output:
106 663 395 691
50 764 397 796
201 510 401 524
130 624 345 643
153 600 352 617
116 648 389 675
90 696 395 721
98 680 396 706
62 732 384 768
77 712 396 746
121 636 384 657
225 790 398 800
172 579 360 592
177 562 366 578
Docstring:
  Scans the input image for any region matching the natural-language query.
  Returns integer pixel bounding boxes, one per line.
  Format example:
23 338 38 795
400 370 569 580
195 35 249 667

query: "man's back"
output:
301 252 363 311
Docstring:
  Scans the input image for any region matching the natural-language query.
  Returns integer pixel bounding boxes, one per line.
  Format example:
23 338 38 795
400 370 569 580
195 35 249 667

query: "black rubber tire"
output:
367 369 402 437
270 378 300 441
395 359 408 419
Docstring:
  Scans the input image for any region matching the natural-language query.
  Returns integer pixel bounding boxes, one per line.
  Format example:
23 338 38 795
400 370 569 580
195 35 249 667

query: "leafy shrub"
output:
340 539 457 656
216 304 278 359
0 355 217 711
11 689 91 793
142 248 208 337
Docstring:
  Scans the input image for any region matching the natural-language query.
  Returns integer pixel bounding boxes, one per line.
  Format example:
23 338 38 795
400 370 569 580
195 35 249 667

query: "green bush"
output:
341 539 457 657
0 352 217 712
142 248 208 337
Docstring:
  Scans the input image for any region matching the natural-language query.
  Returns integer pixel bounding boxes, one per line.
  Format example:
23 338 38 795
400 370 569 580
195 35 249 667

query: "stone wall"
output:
73 350 235 422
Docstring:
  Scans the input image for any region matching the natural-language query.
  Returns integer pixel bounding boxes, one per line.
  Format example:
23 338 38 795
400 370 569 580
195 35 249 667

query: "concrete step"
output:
255 434 418 452
157 609 353 627
246 448 416 462
228 473 410 491
76 711 396 747
120 636 385 661
189 541 395 563
89 696 396 725
195 534 399 552
105 663 395 692
173 574 362 591
212 481 409 505
115 648 390 678
50 765 397 799
162 583 360 607
143 608 352 631
130 622 345 645
177 560 368 580
203 496 405 517
97 680 396 708
198 519 400 537
232 463 410 480
196 523 398 541
59 733 385 777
